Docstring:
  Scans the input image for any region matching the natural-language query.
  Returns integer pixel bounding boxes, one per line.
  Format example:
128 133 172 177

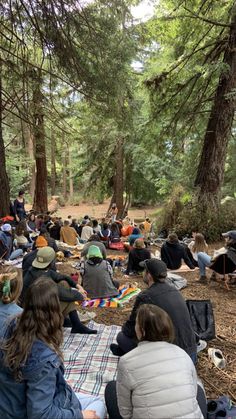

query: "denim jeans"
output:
76 392 106 418
197 252 212 276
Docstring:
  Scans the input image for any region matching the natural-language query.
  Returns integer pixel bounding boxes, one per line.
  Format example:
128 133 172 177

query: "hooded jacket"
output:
81 259 118 299
126 248 151 274
161 241 195 270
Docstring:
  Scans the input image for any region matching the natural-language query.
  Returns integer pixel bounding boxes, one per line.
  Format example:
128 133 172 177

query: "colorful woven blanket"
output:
80 285 141 308
63 321 120 397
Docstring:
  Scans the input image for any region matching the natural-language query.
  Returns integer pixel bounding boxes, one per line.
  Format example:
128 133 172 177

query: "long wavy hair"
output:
2 277 64 379
192 233 208 253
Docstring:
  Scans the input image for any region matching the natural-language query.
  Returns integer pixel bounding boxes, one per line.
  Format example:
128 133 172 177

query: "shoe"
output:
78 311 96 323
198 276 207 284
197 339 207 353
110 343 125 357
208 348 226 369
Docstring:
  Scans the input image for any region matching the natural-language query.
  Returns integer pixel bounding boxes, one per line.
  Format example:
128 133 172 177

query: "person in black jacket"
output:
161 233 195 270
21 247 97 334
125 239 151 275
110 259 197 363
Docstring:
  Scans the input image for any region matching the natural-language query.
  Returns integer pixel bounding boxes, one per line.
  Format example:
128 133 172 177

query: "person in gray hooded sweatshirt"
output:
80 245 119 299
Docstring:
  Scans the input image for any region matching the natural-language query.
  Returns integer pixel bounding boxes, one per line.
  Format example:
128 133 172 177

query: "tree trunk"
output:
194 4 236 210
32 70 48 213
68 147 74 202
51 128 56 196
22 122 36 198
0 60 10 217
62 139 67 201
114 138 124 217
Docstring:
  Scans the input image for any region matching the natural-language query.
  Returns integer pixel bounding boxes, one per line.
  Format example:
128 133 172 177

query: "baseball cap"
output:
139 259 167 278
32 247 55 269
222 230 236 241
1 224 12 232
87 245 103 259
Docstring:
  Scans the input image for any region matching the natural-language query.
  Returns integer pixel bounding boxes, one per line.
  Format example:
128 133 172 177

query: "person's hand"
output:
82 410 100 419
76 284 87 298
16 215 19 222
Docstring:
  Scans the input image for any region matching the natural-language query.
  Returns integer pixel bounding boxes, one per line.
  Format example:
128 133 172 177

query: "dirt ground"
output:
57 246 236 403
26 200 158 221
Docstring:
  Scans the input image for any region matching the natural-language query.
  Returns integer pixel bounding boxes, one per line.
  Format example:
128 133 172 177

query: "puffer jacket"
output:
117 341 203 419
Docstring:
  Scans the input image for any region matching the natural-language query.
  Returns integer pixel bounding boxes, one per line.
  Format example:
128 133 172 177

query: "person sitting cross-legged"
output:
80 245 119 299
60 220 78 246
110 259 197 364
106 304 206 419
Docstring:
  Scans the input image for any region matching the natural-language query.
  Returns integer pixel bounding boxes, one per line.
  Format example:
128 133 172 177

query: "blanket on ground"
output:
79 285 141 308
63 321 120 396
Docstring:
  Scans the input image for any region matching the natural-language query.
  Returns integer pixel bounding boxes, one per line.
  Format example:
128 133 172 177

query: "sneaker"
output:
78 311 96 323
197 339 207 353
208 348 226 369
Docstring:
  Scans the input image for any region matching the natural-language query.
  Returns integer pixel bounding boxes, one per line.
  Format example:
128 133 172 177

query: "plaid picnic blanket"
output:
63 321 120 397
80 285 141 308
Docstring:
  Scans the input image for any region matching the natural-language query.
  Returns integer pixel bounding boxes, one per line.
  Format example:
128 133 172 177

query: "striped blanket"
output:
63 322 120 397
80 285 141 308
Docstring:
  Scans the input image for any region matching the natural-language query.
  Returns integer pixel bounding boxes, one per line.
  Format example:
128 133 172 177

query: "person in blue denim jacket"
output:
0 277 105 419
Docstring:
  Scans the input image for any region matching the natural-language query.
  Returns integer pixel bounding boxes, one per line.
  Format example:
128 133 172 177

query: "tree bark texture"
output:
0 60 10 217
68 147 74 201
51 129 56 196
32 70 48 213
22 121 36 198
62 138 67 201
114 138 124 217
194 4 236 209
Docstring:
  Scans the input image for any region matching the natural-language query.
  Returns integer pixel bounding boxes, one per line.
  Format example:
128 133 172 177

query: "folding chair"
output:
209 253 236 290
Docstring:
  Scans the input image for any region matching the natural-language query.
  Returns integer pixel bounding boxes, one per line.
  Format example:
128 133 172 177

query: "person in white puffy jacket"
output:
105 304 206 419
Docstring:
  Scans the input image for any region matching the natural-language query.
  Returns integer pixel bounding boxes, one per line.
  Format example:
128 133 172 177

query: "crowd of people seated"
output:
0 192 235 418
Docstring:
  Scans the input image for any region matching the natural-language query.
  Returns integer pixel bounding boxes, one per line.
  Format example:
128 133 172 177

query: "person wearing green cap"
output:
21 247 97 335
80 245 119 299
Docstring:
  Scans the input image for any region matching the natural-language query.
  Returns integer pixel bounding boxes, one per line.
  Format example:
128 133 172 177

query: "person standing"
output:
13 190 26 222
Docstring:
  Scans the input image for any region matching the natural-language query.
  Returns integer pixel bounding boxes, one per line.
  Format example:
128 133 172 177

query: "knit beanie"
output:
87 245 103 259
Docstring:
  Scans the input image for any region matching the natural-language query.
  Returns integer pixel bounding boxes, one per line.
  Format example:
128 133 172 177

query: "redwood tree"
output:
194 3 236 210
0 60 10 217
32 70 48 213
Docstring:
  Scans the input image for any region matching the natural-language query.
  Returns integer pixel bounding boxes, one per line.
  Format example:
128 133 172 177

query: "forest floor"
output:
57 243 236 402
26 199 159 221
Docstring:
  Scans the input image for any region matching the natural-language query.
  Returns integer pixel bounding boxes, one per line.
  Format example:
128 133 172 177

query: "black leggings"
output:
105 381 207 419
